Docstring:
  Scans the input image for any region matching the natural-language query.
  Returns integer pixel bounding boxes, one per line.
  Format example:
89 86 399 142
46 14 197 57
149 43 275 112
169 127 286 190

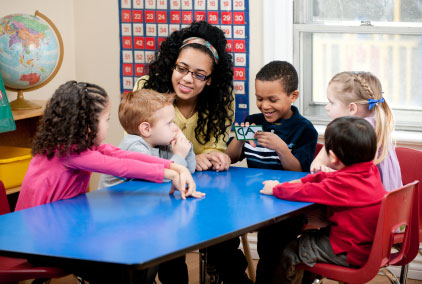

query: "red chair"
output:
396 147 422 185
314 142 323 159
392 147 422 282
297 181 420 284
0 180 67 283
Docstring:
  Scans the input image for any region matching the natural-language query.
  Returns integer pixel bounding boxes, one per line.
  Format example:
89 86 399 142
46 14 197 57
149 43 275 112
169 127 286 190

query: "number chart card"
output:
118 0 250 123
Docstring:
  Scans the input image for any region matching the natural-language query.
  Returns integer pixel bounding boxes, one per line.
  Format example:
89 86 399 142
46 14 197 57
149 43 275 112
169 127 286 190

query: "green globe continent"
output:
0 14 60 90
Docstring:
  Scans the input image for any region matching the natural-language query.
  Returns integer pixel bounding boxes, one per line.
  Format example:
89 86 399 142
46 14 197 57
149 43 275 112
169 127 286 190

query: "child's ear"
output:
289 90 299 103
348 102 358 115
328 150 340 165
328 149 346 170
138 122 151 137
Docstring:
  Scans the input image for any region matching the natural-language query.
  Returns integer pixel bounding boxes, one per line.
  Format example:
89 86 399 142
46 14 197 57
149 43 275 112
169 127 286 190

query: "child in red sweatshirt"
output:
260 116 387 284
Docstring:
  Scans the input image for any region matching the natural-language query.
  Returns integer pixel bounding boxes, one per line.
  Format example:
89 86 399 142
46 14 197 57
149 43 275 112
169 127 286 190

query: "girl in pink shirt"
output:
16 81 204 211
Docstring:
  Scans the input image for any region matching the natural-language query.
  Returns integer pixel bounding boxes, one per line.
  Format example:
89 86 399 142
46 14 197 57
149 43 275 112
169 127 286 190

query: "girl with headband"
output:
133 21 252 284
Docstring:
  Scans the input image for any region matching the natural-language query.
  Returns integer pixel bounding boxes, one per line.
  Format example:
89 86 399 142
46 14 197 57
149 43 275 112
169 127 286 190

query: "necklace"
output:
181 105 196 131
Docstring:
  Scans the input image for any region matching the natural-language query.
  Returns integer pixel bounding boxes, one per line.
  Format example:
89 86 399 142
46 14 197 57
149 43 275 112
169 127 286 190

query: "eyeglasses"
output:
173 64 211 81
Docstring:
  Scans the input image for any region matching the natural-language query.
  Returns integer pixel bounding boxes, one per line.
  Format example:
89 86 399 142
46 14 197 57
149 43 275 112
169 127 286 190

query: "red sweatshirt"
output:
273 161 387 266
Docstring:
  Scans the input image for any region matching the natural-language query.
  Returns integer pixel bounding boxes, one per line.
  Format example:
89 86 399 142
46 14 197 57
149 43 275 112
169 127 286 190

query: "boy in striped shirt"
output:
226 60 318 284
226 60 317 172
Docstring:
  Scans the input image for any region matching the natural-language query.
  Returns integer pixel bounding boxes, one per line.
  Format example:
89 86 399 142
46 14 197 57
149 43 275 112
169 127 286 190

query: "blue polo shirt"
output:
240 106 317 172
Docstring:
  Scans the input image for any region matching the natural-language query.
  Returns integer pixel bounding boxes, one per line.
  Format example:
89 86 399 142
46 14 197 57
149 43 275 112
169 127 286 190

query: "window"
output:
293 0 422 131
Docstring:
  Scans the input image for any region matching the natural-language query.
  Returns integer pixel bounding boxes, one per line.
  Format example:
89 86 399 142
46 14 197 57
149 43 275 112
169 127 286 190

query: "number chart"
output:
119 0 250 123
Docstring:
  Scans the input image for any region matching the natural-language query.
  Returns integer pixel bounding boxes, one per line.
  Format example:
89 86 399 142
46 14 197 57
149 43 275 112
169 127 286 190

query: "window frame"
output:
293 0 422 132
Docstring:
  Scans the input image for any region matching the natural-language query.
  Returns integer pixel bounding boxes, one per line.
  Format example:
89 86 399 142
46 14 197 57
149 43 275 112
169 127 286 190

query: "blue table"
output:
0 167 310 273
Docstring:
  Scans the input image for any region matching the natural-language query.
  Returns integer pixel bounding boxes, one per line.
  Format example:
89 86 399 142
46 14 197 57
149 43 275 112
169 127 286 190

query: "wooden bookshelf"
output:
11 100 46 120
0 100 46 195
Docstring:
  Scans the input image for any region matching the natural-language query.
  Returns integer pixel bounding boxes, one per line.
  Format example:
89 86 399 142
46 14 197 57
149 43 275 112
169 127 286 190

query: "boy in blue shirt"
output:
226 60 317 171
226 60 318 284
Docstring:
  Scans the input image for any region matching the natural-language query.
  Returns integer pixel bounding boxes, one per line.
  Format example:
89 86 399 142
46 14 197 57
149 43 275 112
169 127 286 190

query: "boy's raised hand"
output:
171 128 192 158
310 146 334 173
253 131 286 151
237 122 257 147
260 180 280 195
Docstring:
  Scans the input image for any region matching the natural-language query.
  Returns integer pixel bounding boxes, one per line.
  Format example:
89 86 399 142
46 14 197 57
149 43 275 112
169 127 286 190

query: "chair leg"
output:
199 249 206 284
400 264 409 284
241 233 256 282
380 268 400 284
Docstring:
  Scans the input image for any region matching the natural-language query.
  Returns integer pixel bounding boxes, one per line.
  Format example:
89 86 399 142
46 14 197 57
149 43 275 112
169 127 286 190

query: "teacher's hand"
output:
208 151 231 172
196 153 213 171
195 151 231 172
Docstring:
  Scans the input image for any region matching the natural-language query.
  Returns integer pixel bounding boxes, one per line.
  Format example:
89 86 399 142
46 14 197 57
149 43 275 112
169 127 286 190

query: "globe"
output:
0 11 63 110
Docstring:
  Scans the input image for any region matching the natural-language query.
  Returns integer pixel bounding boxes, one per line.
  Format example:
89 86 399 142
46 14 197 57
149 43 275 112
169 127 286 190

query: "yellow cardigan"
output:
133 76 234 154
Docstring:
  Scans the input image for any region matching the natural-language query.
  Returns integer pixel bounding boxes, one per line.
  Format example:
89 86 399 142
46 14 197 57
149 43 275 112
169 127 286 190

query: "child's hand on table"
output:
168 163 205 199
164 168 186 199
260 180 280 195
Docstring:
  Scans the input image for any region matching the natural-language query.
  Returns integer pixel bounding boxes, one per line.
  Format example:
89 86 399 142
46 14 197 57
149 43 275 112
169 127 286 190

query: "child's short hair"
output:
255 61 298 94
324 116 376 166
119 89 175 135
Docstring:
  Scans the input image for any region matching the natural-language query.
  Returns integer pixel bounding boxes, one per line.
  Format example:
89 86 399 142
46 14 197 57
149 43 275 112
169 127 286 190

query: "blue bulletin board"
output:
118 0 250 123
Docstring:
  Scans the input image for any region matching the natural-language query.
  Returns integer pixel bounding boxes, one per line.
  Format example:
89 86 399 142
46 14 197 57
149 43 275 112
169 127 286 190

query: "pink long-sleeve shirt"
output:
16 144 172 210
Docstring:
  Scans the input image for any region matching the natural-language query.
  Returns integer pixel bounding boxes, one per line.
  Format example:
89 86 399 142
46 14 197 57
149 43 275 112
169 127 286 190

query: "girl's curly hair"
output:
143 21 234 145
32 81 109 159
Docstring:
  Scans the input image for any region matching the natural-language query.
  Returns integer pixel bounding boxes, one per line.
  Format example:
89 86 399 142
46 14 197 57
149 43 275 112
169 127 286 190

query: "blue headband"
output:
368 98 385 110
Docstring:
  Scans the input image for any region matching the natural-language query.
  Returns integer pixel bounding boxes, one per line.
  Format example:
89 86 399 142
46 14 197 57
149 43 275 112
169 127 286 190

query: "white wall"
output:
2 0 264 188
73 1 122 147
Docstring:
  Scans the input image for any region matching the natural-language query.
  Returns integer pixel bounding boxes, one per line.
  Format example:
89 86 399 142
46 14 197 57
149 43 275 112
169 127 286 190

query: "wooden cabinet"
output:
0 100 46 194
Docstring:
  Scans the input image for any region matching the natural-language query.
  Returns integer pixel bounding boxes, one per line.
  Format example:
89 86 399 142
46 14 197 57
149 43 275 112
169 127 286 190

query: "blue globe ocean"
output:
0 14 59 90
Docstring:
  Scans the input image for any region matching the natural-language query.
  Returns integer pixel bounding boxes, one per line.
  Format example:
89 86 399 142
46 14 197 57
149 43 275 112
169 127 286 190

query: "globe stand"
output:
9 90 41 110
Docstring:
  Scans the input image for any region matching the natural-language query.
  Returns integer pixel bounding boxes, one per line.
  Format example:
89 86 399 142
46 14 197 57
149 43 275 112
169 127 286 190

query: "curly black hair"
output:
32 81 109 159
143 21 234 145
256 61 298 94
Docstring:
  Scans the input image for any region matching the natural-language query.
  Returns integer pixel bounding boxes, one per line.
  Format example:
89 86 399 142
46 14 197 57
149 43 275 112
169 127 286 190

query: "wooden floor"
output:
178 252 422 284
19 252 422 283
